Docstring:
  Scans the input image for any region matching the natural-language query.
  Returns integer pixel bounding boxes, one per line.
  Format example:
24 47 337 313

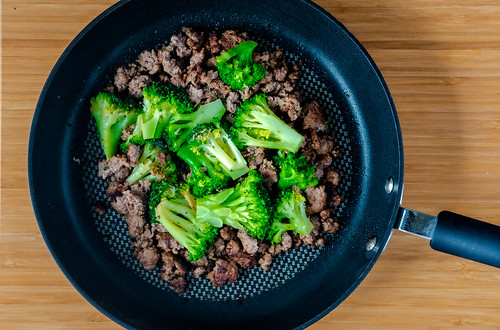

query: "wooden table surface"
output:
3 0 500 328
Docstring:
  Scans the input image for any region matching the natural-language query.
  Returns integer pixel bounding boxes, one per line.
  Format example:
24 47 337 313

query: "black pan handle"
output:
396 208 500 268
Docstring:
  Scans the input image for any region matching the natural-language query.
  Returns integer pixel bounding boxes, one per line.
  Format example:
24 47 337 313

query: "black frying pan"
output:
28 0 500 329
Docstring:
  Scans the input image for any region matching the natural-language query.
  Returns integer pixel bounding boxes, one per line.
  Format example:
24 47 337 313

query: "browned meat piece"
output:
206 56 217 67
319 209 331 220
301 215 320 246
106 181 129 198
198 69 219 85
313 154 333 180
225 240 256 268
208 79 231 98
315 237 326 248
258 159 278 184
219 30 247 50
114 65 138 93
274 66 288 82
219 226 237 241
111 190 144 216
182 27 205 51
213 237 226 258
137 49 161 75
187 84 204 105
161 252 189 281
128 75 152 98
267 95 301 121
185 64 202 86
269 232 293 255
258 253 273 271
99 156 131 182
103 84 115 94
92 201 107 215
205 31 221 54
192 266 209 278
254 51 270 63
238 85 259 100
124 214 146 238
121 124 135 141
136 247 159 270
207 259 239 287
303 100 328 132
245 146 265 170
309 130 334 156
326 170 340 186
126 144 142 167
322 218 340 234
237 230 259 255
225 91 240 114
263 81 282 94
257 241 271 254
190 48 205 66
305 186 327 214
170 33 191 58
169 277 188 294
130 180 151 201
132 227 154 250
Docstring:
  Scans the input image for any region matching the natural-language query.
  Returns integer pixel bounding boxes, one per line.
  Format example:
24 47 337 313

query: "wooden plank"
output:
2 0 500 328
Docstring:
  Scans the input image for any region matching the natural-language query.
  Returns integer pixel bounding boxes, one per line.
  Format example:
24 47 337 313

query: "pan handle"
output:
395 208 500 268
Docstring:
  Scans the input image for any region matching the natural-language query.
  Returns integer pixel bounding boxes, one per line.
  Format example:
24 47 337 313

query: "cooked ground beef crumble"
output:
98 27 341 294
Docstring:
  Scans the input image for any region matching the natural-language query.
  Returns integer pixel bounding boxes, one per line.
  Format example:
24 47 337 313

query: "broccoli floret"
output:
140 82 195 139
125 140 179 185
120 115 147 153
231 93 304 153
187 123 249 181
164 99 227 152
267 188 314 244
216 40 266 90
196 170 272 239
148 179 176 223
177 143 230 197
274 150 319 189
90 92 139 159
155 184 217 261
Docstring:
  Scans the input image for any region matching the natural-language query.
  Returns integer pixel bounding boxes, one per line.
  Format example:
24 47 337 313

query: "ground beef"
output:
137 49 161 75
207 259 239 287
98 156 131 182
258 159 278 184
126 144 142 167
305 186 328 214
96 27 344 293
237 231 259 255
303 100 328 132
136 247 160 270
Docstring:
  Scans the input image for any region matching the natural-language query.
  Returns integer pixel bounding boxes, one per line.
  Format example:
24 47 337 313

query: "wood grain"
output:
2 0 500 328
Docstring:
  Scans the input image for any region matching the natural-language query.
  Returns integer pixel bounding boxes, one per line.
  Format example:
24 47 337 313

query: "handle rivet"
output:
366 236 378 251
385 177 394 194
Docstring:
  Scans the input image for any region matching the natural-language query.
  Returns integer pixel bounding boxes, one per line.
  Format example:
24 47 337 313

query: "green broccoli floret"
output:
164 99 227 152
216 40 266 90
231 93 304 153
196 170 272 239
125 140 179 185
177 143 230 197
120 115 147 153
267 188 314 244
90 92 139 159
148 179 176 223
274 150 319 189
155 184 217 261
140 82 195 139
187 123 249 180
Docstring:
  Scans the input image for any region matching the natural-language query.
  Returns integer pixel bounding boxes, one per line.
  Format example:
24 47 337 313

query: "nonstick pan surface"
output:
28 0 403 328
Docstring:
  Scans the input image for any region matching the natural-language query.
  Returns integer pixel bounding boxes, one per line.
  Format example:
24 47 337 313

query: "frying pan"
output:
28 0 500 328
